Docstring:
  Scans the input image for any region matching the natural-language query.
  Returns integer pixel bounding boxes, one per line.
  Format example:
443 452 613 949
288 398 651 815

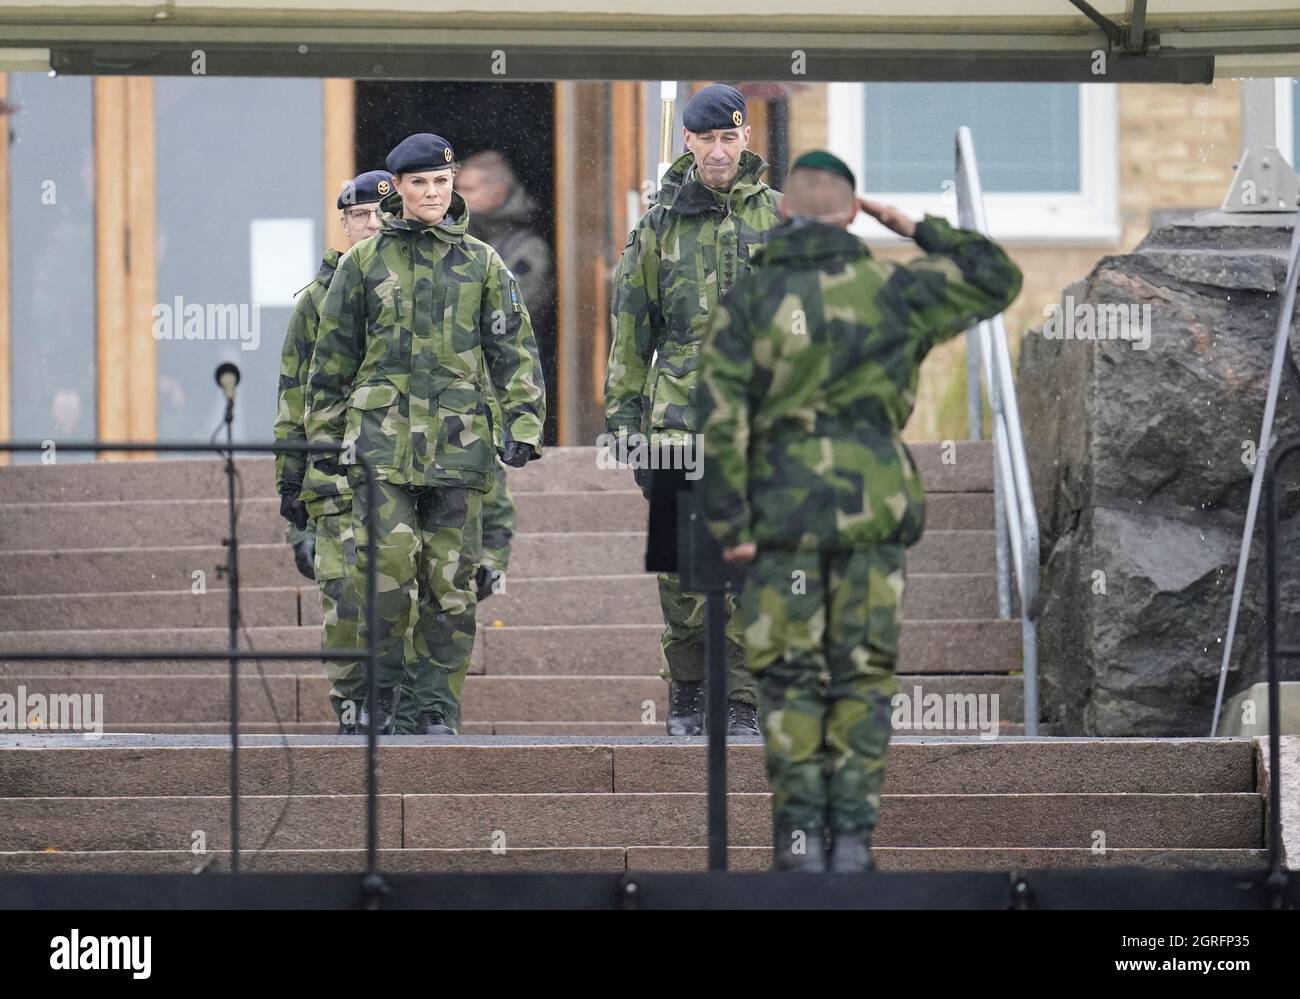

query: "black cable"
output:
232 461 296 862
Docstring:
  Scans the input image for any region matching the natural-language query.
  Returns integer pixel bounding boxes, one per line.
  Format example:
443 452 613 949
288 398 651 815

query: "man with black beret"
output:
274 167 393 733
604 82 783 736
306 133 546 735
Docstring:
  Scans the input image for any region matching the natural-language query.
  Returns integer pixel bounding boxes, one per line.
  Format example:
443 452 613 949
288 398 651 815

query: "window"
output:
826 82 1119 244
1279 77 1296 168
7 73 97 462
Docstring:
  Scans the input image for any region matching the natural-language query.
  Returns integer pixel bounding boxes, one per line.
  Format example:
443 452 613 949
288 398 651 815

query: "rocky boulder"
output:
1018 210 1300 735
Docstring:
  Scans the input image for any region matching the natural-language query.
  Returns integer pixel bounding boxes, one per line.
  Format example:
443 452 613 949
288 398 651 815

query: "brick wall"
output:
786 80 1244 442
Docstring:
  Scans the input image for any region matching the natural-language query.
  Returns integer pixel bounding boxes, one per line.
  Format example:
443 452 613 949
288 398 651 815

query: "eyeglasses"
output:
343 207 381 224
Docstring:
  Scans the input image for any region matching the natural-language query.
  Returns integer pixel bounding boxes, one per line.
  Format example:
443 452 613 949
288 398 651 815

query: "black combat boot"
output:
772 825 828 873
358 687 400 736
726 700 760 736
666 680 705 736
828 828 875 873
414 711 456 736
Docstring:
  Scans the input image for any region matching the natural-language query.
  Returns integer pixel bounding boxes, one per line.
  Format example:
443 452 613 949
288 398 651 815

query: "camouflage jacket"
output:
697 215 1023 552
604 149 782 442
305 190 546 493
274 248 341 496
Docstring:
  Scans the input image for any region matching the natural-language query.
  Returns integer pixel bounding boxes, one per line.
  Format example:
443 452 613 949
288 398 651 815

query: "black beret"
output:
337 169 396 209
385 133 456 176
683 84 747 133
791 149 857 191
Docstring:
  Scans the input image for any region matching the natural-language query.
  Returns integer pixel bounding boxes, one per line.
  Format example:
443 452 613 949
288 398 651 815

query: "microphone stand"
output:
221 393 243 875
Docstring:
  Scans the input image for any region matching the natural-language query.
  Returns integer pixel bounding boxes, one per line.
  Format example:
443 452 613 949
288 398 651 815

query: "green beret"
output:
791 150 856 190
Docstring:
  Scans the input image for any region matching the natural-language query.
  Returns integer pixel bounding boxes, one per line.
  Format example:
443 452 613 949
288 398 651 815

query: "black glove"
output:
475 565 499 602
292 536 316 581
498 441 537 468
313 454 343 479
279 484 308 531
633 465 652 500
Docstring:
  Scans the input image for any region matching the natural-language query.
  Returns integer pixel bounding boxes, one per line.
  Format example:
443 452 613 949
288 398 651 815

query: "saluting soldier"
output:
696 150 1023 871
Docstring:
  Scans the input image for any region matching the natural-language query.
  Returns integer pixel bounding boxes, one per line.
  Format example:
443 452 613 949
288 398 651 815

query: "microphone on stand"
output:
215 362 241 425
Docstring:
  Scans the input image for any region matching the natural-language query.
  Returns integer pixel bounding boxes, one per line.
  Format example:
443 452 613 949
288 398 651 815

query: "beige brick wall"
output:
786 80 1243 442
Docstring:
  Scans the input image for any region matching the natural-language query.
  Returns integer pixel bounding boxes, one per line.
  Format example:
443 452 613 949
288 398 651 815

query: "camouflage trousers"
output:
349 472 483 734
309 507 367 723
656 572 757 706
740 545 906 836
480 461 515 574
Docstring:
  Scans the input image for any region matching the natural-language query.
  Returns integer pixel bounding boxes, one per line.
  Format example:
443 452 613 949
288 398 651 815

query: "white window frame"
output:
826 82 1120 246
1276 77 1295 168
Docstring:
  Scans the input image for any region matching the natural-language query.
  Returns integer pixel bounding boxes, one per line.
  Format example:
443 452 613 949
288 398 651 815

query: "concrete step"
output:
0 789 1256 852
0 530 1000 595
0 443 995 505
623 846 1266 873
0 492 995 550
0 674 1027 726
11 721 1055 738
397 791 1262 849
0 574 1000 632
0 625 463 673
0 587 304 632
0 737 1255 798
0 619 1023 676
0 845 1263 874
0 794 405 851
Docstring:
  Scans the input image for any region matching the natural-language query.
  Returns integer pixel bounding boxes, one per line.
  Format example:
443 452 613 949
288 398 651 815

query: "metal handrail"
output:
953 126 1041 737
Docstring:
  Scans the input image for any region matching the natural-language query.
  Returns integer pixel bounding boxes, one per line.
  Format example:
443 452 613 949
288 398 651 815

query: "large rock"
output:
1018 211 1300 735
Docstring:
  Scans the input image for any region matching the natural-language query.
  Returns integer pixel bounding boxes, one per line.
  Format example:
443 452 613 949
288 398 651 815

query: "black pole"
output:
222 400 241 876
1263 450 1287 907
706 591 728 871
360 462 387 908
768 95 789 193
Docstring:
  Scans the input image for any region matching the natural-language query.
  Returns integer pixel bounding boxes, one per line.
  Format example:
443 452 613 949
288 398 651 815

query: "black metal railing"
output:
0 439 386 905
1263 435 1300 904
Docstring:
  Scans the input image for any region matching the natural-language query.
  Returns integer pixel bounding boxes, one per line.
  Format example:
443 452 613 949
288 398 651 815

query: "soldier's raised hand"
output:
856 196 917 239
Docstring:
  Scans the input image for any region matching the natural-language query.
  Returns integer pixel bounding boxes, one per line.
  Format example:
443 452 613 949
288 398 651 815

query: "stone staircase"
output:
0 444 1270 872
0 735 1267 872
0 443 1023 735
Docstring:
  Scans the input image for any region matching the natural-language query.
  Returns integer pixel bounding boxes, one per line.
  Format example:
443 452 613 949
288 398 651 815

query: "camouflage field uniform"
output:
273 248 367 722
605 149 782 707
306 188 545 732
697 214 1022 841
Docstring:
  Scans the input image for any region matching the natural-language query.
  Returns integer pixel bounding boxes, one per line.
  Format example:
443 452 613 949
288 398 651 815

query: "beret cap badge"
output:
732 110 743 126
